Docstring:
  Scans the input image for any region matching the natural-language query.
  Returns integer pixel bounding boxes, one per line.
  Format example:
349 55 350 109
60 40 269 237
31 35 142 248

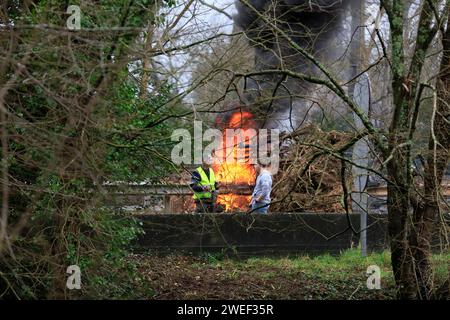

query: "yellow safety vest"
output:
193 167 216 200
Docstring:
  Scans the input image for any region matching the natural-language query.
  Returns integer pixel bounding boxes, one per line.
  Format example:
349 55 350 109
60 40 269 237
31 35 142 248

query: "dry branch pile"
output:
271 125 352 213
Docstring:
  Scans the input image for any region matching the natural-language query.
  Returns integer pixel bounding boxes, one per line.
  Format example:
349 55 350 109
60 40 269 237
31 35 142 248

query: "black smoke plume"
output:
234 0 355 130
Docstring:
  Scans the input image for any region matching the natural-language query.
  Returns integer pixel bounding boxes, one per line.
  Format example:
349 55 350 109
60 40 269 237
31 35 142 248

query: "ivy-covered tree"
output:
0 0 181 298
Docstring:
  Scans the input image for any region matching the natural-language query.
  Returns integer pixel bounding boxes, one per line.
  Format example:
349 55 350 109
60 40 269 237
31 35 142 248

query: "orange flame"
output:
213 111 256 212
217 194 252 212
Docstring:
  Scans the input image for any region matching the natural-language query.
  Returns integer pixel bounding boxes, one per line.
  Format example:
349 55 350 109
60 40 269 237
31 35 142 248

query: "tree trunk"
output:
410 16 450 299
390 14 450 299
386 158 418 299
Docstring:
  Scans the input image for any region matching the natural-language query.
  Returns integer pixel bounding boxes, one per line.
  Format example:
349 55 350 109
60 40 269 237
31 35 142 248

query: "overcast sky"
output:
154 0 237 99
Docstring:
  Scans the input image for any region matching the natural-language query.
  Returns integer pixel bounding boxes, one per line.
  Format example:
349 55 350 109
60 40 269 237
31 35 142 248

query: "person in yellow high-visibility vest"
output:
190 160 218 213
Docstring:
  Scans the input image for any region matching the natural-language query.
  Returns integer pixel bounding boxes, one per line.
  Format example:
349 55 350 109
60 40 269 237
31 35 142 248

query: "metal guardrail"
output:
104 183 450 214
103 183 254 195
366 184 450 196
103 174 450 195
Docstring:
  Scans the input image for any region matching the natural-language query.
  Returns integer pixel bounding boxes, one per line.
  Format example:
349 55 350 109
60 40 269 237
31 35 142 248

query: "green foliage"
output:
69 210 149 299
102 80 181 182
0 0 179 299
0 170 147 299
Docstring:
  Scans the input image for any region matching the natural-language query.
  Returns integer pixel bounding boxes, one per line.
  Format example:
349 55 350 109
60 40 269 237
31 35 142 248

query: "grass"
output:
133 248 449 299
245 249 393 278
210 248 448 280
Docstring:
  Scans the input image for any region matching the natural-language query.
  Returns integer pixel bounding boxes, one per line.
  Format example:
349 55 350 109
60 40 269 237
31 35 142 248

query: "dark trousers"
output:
195 200 215 213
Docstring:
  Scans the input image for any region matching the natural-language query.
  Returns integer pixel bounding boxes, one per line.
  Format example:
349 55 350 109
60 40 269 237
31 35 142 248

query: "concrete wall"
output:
137 213 391 255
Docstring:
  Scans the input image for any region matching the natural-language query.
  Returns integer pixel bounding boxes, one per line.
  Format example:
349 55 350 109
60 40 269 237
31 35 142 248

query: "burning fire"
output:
216 194 252 212
213 111 256 212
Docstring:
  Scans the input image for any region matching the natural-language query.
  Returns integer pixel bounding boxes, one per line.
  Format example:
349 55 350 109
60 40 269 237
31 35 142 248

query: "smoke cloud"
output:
233 0 355 130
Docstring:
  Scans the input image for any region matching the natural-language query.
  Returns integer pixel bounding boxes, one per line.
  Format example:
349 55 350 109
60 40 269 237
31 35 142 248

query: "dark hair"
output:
257 160 270 168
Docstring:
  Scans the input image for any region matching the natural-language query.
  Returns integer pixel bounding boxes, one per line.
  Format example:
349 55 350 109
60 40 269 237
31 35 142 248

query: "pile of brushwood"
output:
271 125 356 213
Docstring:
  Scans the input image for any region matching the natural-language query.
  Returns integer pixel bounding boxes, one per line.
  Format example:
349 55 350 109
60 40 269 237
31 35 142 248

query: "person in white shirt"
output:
250 162 272 214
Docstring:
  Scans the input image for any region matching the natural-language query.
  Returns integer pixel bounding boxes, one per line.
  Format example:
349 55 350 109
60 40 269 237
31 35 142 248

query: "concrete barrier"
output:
136 213 392 255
